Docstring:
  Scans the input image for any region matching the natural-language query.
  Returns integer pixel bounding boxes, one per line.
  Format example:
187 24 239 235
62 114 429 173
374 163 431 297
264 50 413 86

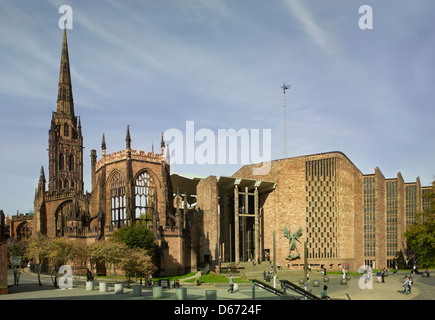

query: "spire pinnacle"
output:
56 28 74 117
126 125 131 150
39 166 46 183
101 133 106 156
161 131 165 155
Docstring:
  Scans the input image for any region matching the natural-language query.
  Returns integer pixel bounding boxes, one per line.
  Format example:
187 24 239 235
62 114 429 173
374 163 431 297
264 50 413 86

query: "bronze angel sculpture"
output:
284 226 303 260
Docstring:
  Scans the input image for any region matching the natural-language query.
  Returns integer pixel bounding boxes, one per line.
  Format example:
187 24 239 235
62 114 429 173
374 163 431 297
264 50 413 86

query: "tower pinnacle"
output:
57 28 74 117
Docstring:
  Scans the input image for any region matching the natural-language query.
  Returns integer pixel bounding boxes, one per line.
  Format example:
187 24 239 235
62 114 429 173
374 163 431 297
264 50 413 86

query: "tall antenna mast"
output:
281 82 290 158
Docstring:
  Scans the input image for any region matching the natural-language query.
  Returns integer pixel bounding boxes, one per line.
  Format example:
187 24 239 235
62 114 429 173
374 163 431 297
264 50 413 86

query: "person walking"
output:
381 268 385 283
408 276 413 294
228 275 234 293
401 276 410 295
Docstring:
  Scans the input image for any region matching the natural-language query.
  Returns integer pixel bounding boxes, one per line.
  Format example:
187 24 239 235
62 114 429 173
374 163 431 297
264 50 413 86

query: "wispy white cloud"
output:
281 0 338 57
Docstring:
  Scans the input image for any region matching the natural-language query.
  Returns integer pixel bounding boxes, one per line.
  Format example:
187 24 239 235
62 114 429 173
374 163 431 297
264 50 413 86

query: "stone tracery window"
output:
17 222 31 240
110 171 126 227
135 171 156 228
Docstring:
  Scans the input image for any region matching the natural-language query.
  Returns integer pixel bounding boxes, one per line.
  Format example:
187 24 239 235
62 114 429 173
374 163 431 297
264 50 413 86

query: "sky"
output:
0 0 434 216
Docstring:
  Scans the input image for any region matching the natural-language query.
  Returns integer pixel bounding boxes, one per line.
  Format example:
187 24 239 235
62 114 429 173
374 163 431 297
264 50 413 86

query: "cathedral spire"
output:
56 28 74 117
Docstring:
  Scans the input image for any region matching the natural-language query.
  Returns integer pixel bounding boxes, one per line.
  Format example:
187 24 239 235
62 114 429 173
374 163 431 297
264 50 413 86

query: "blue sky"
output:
0 0 434 216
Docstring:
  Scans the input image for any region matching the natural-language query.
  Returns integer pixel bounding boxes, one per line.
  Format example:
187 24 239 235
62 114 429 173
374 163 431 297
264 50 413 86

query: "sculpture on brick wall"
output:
284 226 303 260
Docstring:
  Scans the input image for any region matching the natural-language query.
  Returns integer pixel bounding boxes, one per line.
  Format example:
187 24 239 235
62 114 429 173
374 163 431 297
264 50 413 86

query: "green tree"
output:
111 221 156 257
25 234 51 286
404 188 435 267
122 247 157 285
48 237 73 287
6 238 27 285
69 239 90 284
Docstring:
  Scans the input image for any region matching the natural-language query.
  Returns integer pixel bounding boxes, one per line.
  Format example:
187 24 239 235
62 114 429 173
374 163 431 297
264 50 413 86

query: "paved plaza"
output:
1 267 434 301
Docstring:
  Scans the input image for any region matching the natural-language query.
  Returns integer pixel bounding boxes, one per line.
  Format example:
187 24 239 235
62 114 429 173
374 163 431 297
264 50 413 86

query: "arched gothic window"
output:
135 171 156 228
110 172 126 227
17 222 31 241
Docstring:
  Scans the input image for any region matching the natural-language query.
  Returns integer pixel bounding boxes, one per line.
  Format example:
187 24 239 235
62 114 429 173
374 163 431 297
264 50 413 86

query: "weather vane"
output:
282 83 291 94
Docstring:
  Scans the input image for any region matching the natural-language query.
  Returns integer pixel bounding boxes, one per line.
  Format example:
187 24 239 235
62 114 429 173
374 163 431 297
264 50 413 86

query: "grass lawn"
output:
152 272 196 282
184 272 250 284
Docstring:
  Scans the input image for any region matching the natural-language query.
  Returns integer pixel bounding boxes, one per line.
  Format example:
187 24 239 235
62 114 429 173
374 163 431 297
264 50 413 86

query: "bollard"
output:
340 278 348 285
313 280 320 287
176 287 187 300
114 283 124 294
99 282 108 292
86 280 94 291
205 290 217 300
132 284 142 296
153 286 163 299
323 276 329 282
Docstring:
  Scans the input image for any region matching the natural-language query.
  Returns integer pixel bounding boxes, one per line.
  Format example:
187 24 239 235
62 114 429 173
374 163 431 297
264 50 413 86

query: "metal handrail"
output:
250 279 284 297
279 280 321 300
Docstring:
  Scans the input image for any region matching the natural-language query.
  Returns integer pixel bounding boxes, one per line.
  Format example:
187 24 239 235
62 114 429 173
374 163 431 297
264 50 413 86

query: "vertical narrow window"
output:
110 172 126 227
68 154 74 171
135 171 156 229
64 123 69 137
363 176 376 258
59 153 65 170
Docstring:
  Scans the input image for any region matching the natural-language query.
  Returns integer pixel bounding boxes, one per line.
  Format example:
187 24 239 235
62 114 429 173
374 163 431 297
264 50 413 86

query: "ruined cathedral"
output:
32 29 190 275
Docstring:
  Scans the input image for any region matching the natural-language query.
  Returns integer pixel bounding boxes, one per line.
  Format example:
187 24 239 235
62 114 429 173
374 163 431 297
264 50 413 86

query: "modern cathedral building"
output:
8 30 433 275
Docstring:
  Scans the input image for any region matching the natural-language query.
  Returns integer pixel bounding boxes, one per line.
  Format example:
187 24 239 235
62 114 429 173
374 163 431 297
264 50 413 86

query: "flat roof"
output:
170 173 276 196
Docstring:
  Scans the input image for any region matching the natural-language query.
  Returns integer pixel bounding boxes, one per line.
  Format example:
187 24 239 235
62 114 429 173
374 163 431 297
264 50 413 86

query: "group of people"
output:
375 268 389 283
401 275 414 295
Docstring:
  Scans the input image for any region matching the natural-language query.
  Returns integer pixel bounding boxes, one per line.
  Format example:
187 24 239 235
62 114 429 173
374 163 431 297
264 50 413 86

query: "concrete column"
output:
223 191 228 262
234 184 239 264
254 186 259 263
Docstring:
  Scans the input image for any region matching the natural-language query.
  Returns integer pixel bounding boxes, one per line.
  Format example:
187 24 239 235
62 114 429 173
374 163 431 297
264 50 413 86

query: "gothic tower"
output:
33 29 90 238
48 28 84 193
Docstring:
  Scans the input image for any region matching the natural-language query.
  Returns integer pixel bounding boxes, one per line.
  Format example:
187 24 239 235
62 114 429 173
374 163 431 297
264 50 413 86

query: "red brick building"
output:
174 152 432 272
